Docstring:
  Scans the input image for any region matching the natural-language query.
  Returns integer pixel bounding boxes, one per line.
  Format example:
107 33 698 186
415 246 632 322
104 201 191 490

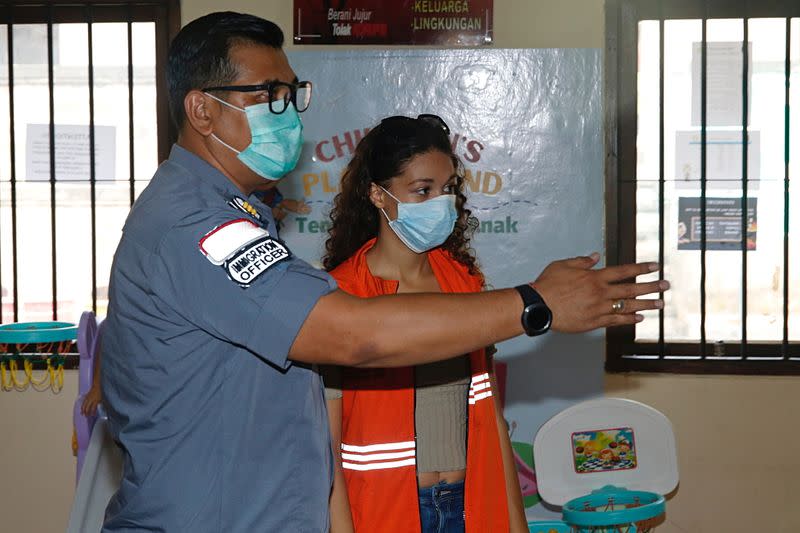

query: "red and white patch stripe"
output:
469 372 493 405
341 440 416 471
199 218 268 265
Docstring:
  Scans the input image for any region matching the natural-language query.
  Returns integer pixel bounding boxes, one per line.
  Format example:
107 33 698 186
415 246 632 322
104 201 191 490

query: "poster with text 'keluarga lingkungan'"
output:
293 0 493 45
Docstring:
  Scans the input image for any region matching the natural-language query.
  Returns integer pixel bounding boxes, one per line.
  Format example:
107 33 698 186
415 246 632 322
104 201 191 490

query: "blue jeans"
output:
418 480 465 533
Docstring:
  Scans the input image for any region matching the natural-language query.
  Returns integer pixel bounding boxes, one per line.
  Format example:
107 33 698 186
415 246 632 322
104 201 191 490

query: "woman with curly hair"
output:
322 114 527 533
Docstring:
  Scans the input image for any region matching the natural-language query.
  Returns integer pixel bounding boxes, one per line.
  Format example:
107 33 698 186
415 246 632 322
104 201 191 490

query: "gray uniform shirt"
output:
102 145 336 532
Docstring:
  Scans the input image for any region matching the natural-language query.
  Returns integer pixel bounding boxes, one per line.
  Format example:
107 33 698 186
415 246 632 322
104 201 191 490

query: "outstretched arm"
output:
289 255 666 367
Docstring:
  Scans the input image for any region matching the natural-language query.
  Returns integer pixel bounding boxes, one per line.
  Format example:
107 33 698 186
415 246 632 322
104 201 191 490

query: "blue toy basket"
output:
528 520 572 533
0 321 78 345
561 486 665 533
0 321 77 392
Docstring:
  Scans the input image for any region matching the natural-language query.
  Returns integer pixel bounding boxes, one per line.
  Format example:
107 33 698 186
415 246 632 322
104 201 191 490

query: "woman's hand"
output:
81 385 102 416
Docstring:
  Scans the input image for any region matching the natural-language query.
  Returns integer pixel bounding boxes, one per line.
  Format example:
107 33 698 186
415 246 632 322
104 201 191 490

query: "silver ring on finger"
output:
612 299 625 313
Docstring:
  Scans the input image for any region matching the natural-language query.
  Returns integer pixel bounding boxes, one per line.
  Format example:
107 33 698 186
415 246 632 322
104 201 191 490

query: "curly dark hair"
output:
322 115 481 278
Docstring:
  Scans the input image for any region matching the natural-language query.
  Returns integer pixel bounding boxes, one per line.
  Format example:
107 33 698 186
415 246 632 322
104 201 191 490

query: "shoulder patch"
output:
225 236 291 287
199 218 268 265
228 197 262 221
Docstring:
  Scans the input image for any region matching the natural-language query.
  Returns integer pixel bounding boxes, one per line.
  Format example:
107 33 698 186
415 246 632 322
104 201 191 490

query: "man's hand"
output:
281 199 311 214
532 253 669 333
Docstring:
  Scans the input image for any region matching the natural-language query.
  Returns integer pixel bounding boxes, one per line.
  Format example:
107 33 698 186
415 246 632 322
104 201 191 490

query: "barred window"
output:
606 0 799 374
0 0 179 327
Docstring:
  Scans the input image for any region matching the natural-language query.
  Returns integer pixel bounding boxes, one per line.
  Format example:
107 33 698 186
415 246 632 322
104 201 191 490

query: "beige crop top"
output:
323 355 471 473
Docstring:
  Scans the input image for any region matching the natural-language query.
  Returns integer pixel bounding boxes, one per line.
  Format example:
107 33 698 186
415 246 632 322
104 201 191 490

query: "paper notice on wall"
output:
26 124 116 181
691 42 752 127
674 130 760 189
677 196 757 251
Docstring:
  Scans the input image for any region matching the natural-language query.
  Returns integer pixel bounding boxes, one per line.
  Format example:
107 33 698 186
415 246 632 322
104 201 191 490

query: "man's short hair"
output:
167 11 284 130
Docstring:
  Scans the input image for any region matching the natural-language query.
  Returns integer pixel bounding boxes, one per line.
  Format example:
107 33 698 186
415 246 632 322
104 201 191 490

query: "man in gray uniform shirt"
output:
101 11 669 532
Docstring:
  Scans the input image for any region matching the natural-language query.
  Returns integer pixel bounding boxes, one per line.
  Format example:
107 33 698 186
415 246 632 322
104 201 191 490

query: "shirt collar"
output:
168 144 244 199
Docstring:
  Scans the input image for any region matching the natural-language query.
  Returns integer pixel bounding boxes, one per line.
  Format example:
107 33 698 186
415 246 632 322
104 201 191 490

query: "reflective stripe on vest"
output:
468 372 492 405
341 440 416 471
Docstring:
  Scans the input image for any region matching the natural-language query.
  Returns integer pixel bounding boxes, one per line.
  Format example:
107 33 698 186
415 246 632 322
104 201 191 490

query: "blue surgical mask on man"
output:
379 186 458 253
205 92 304 180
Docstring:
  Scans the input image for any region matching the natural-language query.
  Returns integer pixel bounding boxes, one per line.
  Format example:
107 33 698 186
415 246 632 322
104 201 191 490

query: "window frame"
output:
605 0 800 375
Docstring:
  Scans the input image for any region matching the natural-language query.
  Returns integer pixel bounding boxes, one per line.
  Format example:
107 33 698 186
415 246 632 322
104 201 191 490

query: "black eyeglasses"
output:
380 114 450 135
202 80 313 114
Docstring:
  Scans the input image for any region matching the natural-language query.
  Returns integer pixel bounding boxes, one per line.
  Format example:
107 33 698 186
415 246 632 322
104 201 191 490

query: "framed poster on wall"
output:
293 0 493 45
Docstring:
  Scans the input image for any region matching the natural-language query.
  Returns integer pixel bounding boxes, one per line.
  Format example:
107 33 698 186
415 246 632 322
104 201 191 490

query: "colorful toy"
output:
73 311 105 483
0 320 77 392
528 398 679 532
512 440 541 507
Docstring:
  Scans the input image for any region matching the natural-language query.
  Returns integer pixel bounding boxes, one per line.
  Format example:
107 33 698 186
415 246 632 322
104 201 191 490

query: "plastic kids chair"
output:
73 311 105 483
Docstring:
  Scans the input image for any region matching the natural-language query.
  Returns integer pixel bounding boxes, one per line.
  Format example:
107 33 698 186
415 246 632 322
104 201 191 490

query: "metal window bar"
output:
741 17 749 358
783 18 791 359
87 4 98 314
5 7 20 323
700 16 707 358
47 4 58 321
127 3 135 208
658 14 665 359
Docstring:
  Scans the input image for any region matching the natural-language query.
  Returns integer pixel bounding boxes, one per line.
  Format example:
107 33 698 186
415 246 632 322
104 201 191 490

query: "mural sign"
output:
283 48 603 519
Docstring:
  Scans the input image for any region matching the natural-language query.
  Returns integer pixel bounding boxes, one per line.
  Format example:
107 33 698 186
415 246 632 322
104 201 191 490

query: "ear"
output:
368 183 387 209
184 90 214 136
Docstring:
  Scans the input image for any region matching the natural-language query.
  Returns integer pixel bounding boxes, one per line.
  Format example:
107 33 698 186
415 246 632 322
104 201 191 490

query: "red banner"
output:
293 0 493 45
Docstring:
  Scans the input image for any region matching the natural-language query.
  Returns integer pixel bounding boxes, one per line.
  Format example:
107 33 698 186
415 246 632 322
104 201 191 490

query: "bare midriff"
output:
417 468 467 488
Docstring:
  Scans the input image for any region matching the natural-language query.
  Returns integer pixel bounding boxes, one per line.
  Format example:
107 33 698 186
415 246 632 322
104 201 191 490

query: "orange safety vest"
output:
330 238 510 533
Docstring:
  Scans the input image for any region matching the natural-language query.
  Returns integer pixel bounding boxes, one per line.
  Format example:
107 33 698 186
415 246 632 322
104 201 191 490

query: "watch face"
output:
526 303 552 332
515 285 552 336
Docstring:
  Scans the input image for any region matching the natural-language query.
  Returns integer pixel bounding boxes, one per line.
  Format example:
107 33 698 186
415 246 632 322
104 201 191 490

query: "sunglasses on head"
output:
380 114 450 135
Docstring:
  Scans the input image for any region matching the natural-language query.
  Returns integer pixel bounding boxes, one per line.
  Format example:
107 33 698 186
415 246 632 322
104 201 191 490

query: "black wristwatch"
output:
514 284 552 336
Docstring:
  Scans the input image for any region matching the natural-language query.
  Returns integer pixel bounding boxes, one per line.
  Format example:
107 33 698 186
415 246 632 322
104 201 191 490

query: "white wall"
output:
0 374 78 532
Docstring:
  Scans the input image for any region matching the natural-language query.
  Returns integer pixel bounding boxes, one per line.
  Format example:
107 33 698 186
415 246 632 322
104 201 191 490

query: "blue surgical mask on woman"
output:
379 186 458 253
205 92 304 180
